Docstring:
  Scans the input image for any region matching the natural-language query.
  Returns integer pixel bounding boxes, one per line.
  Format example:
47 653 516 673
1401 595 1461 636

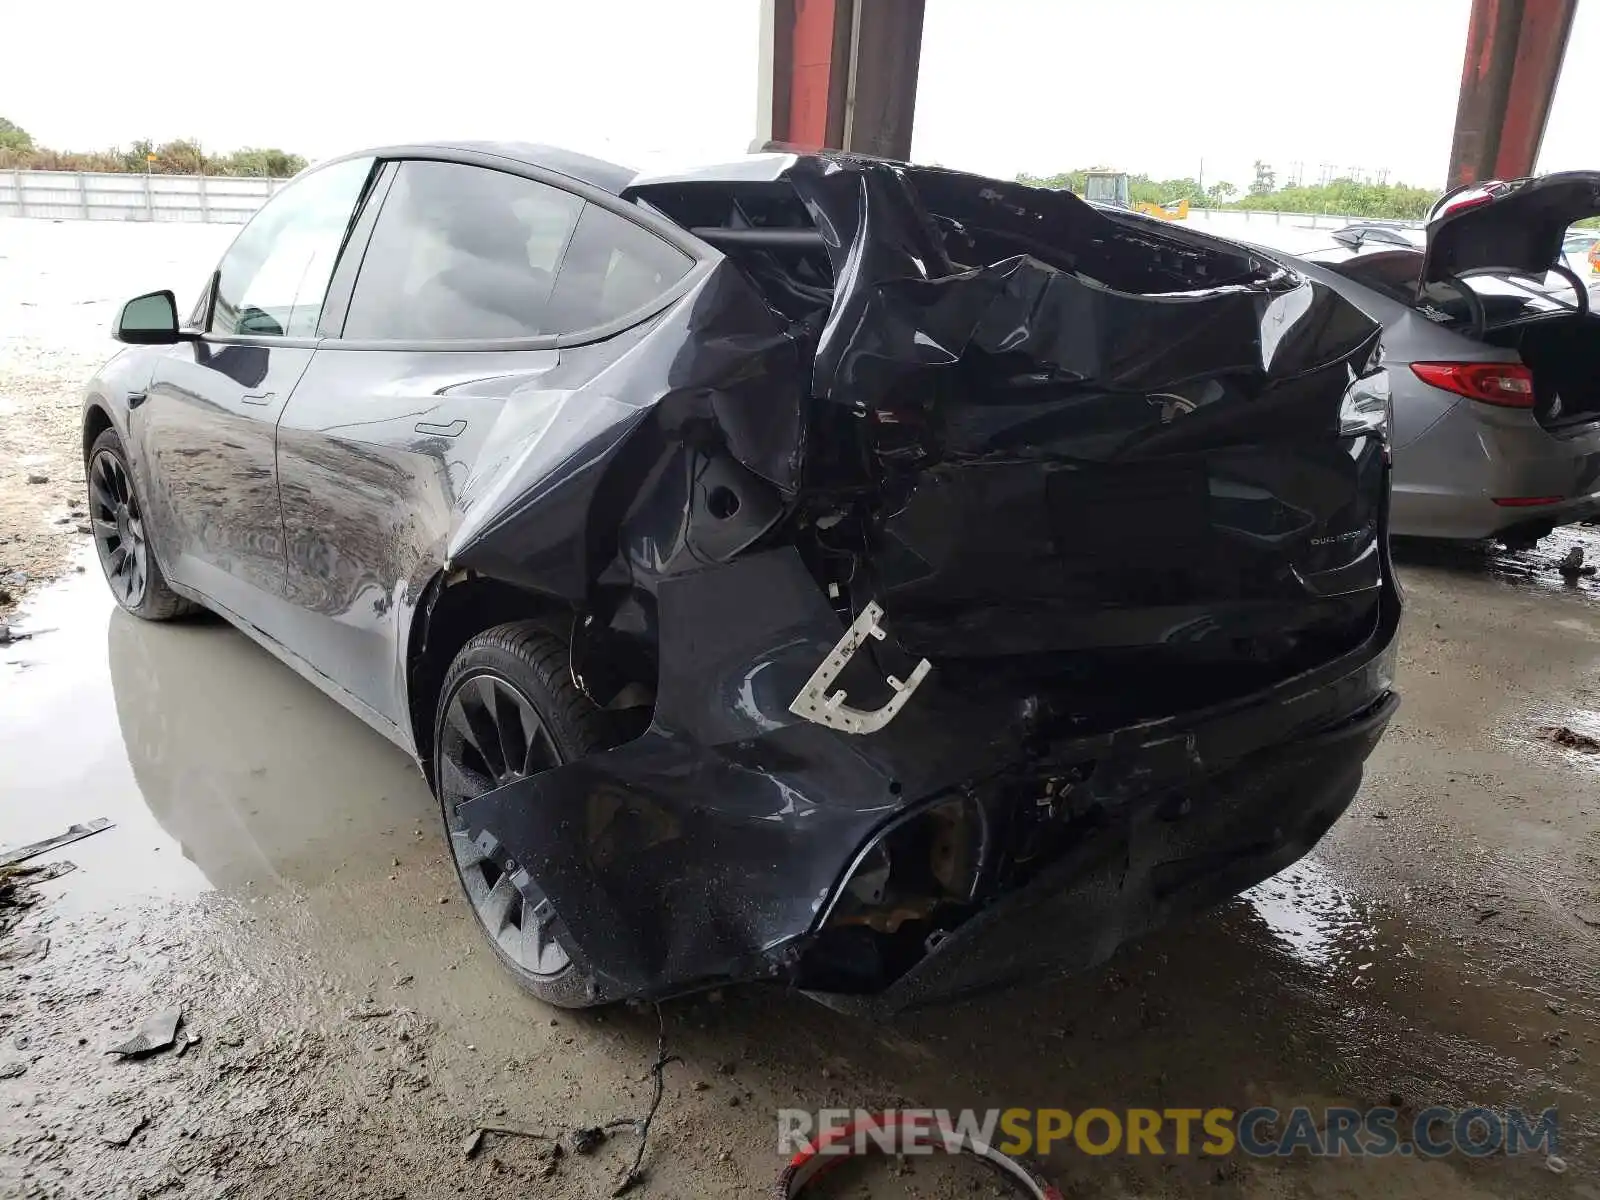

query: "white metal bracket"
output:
788 601 933 735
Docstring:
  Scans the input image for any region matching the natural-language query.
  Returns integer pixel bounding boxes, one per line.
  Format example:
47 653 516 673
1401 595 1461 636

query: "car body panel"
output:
84 144 1400 1006
134 340 314 633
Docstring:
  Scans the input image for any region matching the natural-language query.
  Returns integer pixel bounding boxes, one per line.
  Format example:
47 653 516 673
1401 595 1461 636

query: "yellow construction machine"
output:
1081 169 1190 220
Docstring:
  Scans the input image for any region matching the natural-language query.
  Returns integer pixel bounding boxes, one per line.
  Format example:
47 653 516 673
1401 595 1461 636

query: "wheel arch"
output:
404 571 576 784
82 402 116 462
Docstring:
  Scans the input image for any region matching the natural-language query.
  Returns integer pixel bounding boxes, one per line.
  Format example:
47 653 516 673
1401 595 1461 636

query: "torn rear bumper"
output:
459 546 1400 1010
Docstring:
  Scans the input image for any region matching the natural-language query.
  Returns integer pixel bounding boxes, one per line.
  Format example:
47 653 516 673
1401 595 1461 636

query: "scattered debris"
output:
1556 547 1595 580
107 1008 182 1058
0 622 23 645
613 1003 678 1197
571 1126 607 1156
101 1114 149 1147
1538 725 1600 753
175 1030 201 1057
1370 809 1389 820
0 862 76 935
0 817 114 867
0 1061 27 1079
26 473 48 485
463 1124 556 1161
0 934 49 963
1547 1155 1568 1174
347 1007 396 1021
74 522 91 536
1577 908 1600 929
1474 908 1501 924
1547 1001 1566 1015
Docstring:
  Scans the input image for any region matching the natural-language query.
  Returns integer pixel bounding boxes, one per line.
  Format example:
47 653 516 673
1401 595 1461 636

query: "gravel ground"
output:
0 218 231 615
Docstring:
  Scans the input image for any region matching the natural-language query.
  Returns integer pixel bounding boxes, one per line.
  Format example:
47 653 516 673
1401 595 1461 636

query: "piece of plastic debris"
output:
1547 1155 1568 1174
0 818 114 868
0 1061 27 1079
1538 724 1600 753
788 600 932 735
101 1114 149 1146
107 1008 182 1057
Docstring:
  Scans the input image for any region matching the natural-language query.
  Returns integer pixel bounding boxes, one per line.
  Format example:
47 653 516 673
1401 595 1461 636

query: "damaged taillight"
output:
1410 362 1535 408
1339 368 1392 439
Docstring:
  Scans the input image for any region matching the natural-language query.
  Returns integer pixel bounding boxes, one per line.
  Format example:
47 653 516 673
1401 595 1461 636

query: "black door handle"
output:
415 419 467 437
242 391 276 407
127 391 147 409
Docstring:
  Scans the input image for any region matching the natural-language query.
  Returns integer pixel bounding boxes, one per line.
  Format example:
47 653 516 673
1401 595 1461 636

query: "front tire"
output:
86 428 195 621
433 620 616 1008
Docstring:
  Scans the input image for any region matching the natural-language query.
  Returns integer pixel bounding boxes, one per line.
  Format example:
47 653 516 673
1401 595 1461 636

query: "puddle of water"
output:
1244 858 1381 971
1394 524 1600 603
0 558 210 910
0 555 431 913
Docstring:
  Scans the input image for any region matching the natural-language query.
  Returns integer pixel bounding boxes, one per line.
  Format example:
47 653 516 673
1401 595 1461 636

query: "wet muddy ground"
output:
3 219 1600 1199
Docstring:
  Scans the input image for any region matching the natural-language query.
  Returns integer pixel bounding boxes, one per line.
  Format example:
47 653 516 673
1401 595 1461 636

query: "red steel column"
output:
756 0 925 159
1447 0 1577 187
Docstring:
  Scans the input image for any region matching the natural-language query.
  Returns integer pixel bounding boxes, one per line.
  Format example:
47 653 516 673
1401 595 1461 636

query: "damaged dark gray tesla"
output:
82 144 1400 1011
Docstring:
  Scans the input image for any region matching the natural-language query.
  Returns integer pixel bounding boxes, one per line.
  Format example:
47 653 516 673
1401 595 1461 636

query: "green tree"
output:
1249 160 1276 196
0 117 34 153
1205 181 1238 205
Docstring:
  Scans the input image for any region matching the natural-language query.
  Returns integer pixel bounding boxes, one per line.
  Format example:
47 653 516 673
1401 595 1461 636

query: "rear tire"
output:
432 620 617 1008
86 428 196 621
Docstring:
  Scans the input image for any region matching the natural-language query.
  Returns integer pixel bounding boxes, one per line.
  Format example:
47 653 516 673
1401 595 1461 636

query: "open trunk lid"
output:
1421 171 1600 285
627 155 1390 719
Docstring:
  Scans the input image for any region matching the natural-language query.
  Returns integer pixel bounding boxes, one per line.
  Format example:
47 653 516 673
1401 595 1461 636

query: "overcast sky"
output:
4 0 1597 190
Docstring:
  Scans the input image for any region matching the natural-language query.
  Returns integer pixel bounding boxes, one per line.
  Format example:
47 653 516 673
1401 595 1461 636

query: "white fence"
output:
0 170 288 224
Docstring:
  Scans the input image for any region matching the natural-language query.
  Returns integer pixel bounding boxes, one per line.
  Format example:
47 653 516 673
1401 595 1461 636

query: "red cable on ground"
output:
774 1112 1064 1199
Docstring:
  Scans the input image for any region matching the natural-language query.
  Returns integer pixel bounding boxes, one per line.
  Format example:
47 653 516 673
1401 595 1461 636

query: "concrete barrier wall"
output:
0 170 288 224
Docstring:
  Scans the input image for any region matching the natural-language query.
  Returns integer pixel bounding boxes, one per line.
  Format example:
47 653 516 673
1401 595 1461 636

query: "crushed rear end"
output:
451 153 1400 1009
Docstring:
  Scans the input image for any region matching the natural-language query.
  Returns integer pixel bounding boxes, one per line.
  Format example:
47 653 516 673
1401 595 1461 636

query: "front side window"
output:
341 161 585 340
210 158 373 337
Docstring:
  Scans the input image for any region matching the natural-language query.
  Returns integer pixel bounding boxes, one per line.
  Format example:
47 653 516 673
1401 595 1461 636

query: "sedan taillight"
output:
1410 362 1536 408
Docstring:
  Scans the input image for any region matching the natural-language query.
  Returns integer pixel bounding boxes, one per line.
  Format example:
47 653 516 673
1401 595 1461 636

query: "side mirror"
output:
114 290 187 345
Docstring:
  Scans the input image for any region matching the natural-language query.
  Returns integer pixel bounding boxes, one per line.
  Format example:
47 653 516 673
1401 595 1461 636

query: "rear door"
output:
133 157 375 636
273 156 696 729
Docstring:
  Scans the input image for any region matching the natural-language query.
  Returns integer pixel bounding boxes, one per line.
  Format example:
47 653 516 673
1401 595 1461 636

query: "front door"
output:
273 157 694 727
132 157 375 637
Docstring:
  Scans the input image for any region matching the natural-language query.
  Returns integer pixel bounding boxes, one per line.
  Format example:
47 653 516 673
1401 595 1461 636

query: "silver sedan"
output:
1281 175 1600 546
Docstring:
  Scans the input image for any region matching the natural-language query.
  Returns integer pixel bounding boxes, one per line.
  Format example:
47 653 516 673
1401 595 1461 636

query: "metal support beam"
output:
756 0 925 160
1447 0 1577 188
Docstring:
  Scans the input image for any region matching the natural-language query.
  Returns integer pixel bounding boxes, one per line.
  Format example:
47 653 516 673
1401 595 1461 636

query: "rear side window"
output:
544 203 694 333
342 160 584 340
